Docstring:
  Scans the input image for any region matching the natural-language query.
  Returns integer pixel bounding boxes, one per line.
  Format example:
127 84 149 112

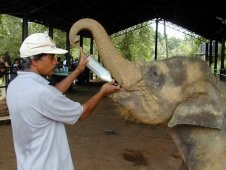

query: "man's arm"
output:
54 48 88 93
79 82 120 121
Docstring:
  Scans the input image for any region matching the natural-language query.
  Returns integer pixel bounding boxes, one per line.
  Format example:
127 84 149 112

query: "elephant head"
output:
70 18 226 169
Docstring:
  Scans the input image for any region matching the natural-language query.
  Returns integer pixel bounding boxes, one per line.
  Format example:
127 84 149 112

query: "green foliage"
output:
0 14 216 67
70 37 93 61
111 21 203 61
53 29 66 49
111 25 155 61
28 22 47 34
0 14 71 62
0 14 22 59
53 29 67 60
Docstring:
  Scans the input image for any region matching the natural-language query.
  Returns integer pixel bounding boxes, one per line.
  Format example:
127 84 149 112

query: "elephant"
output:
69 18 226 170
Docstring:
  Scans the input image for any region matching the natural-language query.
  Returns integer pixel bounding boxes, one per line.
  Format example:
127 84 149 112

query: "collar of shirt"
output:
17 71 50 85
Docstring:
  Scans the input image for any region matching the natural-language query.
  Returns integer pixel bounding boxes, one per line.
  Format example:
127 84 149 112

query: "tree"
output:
0 14 69 62
0 14 22 59
111 23 155 61
111 20 203 61
0 14 204 64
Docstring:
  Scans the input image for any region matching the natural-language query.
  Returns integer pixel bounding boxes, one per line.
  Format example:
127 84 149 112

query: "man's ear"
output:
31 58 38 66
168 82 225 129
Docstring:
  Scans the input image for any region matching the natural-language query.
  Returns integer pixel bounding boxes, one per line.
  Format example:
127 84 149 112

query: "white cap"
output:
20 33 68 58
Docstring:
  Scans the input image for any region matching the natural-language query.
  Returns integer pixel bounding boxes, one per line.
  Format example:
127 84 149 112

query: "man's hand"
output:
76 47 89 72
99 80 121 96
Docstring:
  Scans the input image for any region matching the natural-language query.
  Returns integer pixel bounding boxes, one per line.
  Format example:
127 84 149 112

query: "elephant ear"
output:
168 82 225 129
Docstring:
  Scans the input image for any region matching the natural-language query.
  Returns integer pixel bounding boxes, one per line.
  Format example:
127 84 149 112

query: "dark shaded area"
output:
123 149 148 166
76 67 90 86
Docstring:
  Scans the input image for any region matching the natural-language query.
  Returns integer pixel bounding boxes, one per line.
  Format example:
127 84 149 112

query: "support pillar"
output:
214 40 218 75
220 38 225 81
154 18 159 60
205 42 209 62
49 26 53 39
209 40 213 68
22 17 28 41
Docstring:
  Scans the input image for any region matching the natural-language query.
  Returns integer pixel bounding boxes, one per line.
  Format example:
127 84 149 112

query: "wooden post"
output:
154 18 159 60
22 17 28 41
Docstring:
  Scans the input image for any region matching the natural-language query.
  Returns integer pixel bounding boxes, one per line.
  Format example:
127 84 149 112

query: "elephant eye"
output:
148 66 165 88
153 71 158 76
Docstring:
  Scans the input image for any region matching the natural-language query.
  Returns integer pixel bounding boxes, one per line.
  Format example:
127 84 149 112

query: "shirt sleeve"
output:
35 87 83 125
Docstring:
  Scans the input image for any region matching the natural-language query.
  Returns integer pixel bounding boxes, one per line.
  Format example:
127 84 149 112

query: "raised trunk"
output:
69 18 142 89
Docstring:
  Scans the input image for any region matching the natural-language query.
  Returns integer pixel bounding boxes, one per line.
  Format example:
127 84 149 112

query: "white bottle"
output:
86 55 113 82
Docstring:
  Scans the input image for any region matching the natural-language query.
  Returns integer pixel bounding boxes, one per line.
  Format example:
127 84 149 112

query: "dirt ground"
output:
0 84 182 170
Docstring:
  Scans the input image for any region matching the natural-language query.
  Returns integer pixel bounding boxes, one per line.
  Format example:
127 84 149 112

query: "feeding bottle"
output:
86 55 113 83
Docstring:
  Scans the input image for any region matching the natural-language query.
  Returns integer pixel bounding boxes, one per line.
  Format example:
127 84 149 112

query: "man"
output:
6 33 120 170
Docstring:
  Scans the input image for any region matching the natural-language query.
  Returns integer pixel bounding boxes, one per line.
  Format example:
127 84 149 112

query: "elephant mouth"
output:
111 88 129 101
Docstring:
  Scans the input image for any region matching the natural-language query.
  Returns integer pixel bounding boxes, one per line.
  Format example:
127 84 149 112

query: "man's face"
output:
35 54 57 76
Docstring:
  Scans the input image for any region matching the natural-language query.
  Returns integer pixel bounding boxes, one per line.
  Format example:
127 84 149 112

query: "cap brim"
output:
44 48 68 55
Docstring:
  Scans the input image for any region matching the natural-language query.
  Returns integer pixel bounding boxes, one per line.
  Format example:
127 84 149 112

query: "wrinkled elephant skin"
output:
69 18 226 170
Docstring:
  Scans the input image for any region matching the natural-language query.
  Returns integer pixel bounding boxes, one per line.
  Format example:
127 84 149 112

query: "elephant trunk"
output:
69 18 142 90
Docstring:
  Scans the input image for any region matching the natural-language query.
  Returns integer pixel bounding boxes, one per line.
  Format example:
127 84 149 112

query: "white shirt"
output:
7 71 83 170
